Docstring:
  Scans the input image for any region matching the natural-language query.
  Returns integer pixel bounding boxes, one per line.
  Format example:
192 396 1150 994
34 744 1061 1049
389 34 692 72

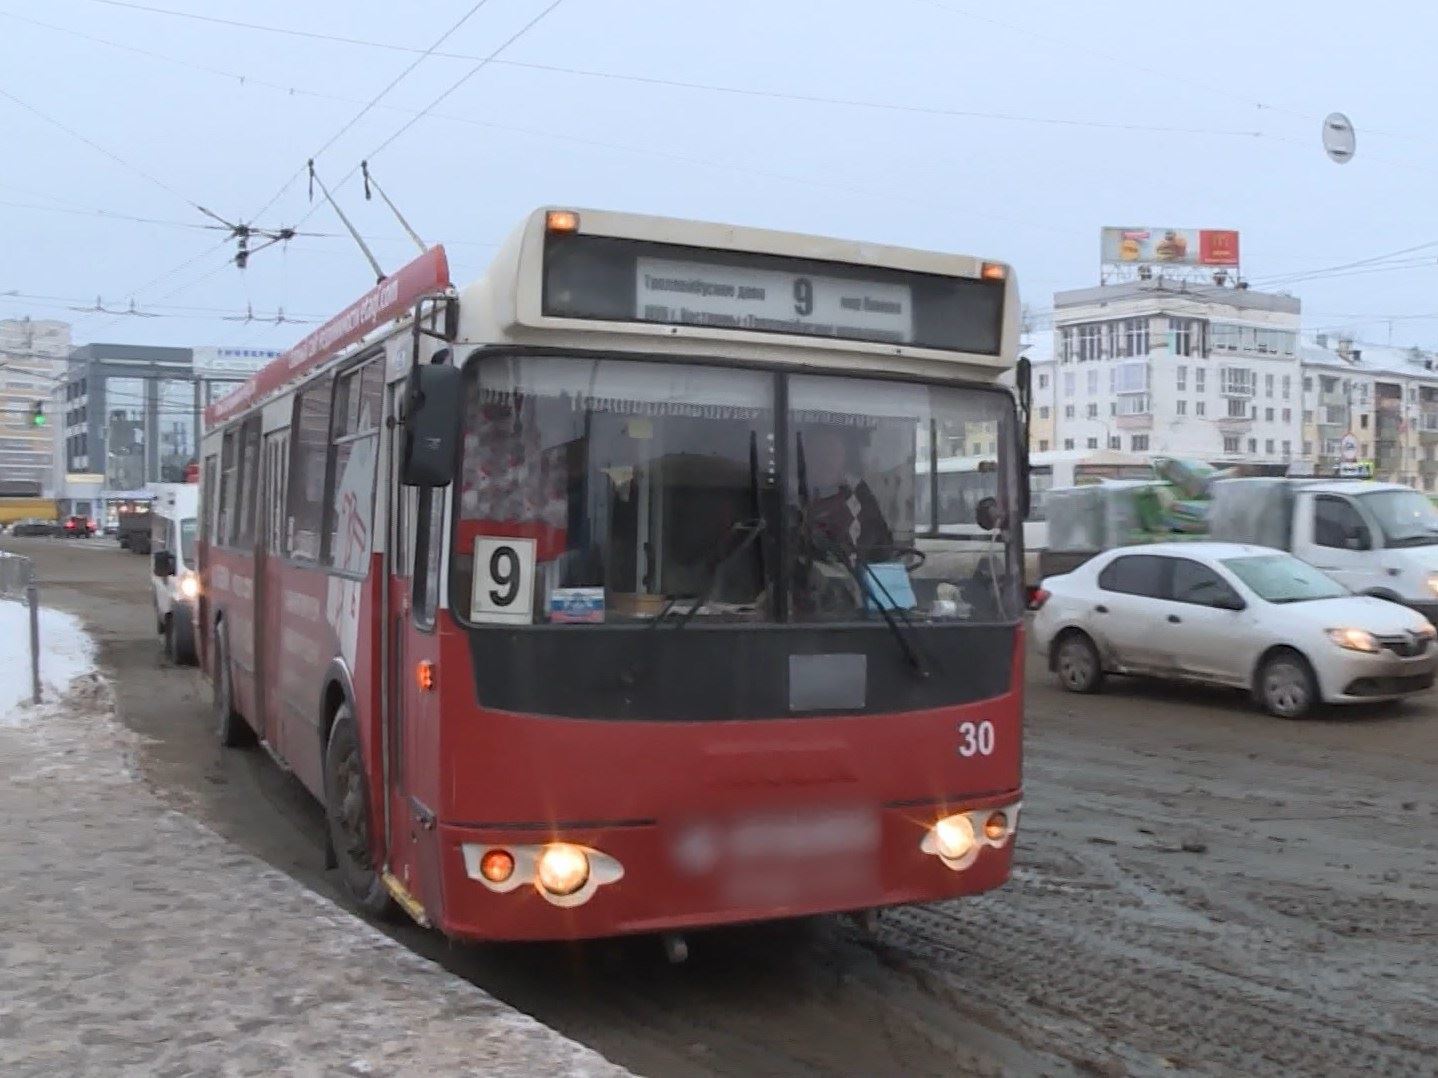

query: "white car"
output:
1031 542 1438 718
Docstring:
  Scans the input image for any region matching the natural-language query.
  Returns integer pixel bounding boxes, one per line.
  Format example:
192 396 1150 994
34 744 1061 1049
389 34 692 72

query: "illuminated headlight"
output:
536 843 590 896
179 572 200 600
461 842 624 907
921 805 1020 871
1326 627 1380 653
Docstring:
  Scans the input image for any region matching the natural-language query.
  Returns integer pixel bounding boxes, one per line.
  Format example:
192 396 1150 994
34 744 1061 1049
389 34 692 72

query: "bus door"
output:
384 393 448 918
255 428 290 749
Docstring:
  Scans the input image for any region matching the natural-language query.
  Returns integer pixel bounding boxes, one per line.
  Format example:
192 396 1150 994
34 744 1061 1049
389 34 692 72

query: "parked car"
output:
1031 542 1438 718
9 518 58 538
62 515 97 538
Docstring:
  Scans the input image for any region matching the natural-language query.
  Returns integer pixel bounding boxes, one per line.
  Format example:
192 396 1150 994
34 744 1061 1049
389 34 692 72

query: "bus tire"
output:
323 705 398 919
167 607 198 666
212 626 255 748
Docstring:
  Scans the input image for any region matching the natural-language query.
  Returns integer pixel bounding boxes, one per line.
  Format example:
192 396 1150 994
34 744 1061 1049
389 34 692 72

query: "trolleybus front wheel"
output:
323 706 398 920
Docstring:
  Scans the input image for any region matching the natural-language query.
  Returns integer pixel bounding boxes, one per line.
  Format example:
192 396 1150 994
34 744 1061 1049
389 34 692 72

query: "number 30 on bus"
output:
197 207 1027 948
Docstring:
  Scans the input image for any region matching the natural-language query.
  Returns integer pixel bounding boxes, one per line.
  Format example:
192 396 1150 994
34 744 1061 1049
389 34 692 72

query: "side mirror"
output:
400 363 463 488
976 497 1002 532
153 551 175 578
1214 593 1247 611
1344 529 1370 551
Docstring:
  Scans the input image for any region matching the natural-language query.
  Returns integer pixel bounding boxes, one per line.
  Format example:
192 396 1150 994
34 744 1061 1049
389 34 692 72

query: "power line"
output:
44 4 1278 141
0 84 204 212
247 0 497 224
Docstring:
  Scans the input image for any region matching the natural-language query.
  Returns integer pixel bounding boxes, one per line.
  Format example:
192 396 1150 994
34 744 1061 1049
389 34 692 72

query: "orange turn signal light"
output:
416 660 436 692
980 262 1007 281
480 849 515 883
545 209 580 233
984 811 1008 841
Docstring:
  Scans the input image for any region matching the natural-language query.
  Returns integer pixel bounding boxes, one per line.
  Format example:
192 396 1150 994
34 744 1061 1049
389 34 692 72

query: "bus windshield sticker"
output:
548 587 605 624
635 257 914 345
470 536 536 625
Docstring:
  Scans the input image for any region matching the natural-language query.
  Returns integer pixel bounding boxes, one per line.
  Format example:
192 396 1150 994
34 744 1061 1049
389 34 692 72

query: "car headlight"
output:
1326 627 1380 653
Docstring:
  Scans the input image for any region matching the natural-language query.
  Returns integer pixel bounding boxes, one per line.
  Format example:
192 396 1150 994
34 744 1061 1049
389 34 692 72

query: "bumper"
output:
431 790 1021 942
1319 649 1438 703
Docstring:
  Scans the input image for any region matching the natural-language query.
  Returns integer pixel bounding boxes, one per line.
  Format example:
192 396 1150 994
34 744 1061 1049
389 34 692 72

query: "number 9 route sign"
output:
471 536 537 624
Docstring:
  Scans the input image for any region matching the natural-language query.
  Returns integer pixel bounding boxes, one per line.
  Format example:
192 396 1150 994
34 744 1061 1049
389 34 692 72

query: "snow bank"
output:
0 600 96 720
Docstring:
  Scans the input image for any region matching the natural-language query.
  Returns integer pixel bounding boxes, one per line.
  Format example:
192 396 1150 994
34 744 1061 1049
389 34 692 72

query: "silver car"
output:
1031 542 1438 718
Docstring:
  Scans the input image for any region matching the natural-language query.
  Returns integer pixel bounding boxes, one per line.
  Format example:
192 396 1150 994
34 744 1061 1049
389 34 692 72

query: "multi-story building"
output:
1299 334 1438 489
1046 278 1303 465
0 317 72 496
62 344 277 489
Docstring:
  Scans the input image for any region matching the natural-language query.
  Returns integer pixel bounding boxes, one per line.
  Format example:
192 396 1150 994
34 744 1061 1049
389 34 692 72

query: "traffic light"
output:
30 401 45 427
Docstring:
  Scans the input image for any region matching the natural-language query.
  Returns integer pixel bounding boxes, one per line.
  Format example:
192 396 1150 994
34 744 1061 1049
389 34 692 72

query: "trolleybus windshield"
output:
451 354 1022 627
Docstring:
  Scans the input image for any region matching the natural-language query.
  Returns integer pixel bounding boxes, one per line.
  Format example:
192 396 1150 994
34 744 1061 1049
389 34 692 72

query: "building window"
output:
1265 373 1275 397
1304 409 1313 423
1064 404 1075 419
1282 375 1291 400
1248 438 1258 454
1168 317 1202 357
1078 324 1102 362
1130 434 1149 451
1196 401 1206 417
1282 440 1291 457
1223 435 1240 453
1176 399 1187 415
1282 408 1292 423
1063 371 1075 397
1108 436 1121 450
1195 368 1206 393
1063 438 1075 450
1176 365 1187 392
1110 402 1117 416
1111 362 1149 395
972 442 982 455
1086 437 1098 450
1265 408 1275 422
1303 441 1312 456
1038 373 1049 390
1038 406 1050 419
1086 403 1098 418
1117 395 1150 416
1304 376 1313 393
1360 414 1369 429
1227 397 1248 418
1219 366 1255 397
1265 439 1275 454
1086 369 1099 395
1038 439 1049 452
1124 318 1149 356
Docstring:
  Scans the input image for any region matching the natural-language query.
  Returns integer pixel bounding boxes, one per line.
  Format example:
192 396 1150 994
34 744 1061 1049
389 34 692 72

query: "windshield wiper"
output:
666 517 767 630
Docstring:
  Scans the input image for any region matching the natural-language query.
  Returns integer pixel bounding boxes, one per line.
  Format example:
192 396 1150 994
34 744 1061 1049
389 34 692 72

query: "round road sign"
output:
1340 432 1360 462
1323 113 1356 163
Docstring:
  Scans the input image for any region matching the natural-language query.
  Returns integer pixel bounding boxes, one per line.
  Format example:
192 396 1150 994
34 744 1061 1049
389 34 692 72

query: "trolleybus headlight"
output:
480 848 515 884
536 842 590 897
179 572 200 600
931 814 975 861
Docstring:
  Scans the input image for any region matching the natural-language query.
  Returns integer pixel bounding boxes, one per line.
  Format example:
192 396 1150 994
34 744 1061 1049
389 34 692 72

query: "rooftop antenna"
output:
308 160 385 283
362 161 426 254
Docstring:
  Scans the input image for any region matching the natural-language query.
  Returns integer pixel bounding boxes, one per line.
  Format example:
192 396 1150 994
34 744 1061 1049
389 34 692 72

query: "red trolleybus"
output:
198 207 1028 945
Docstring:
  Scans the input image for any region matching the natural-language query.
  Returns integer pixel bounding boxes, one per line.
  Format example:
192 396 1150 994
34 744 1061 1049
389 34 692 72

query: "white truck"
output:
147 483 201 664
1206 478 1438 624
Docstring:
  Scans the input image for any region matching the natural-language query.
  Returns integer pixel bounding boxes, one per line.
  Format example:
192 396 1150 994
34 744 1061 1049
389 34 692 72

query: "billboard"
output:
1101 227 1240 268
191 346 281 379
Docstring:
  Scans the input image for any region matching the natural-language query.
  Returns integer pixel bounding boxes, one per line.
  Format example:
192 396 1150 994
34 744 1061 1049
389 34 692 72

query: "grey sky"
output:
3 0 1437 353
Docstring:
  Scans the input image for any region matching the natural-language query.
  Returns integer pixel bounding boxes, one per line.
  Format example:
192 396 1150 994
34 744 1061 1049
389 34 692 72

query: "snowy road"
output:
9 532 1438 1077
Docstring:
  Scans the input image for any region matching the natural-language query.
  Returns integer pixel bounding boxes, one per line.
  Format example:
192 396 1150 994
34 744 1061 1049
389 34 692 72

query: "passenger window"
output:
234 416 262 547
1097 554 1169 598
201 455 218 542
322 355 384 573
1170 559 1238 607
218 431 238 547
287 379 334 561
1314 496 1370 550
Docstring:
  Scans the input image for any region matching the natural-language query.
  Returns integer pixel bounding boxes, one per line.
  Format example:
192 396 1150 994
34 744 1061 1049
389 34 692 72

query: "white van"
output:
148 484 200 664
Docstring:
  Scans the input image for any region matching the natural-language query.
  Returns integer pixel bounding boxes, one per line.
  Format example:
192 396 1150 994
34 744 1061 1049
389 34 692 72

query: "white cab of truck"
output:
1214 479 1438 624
